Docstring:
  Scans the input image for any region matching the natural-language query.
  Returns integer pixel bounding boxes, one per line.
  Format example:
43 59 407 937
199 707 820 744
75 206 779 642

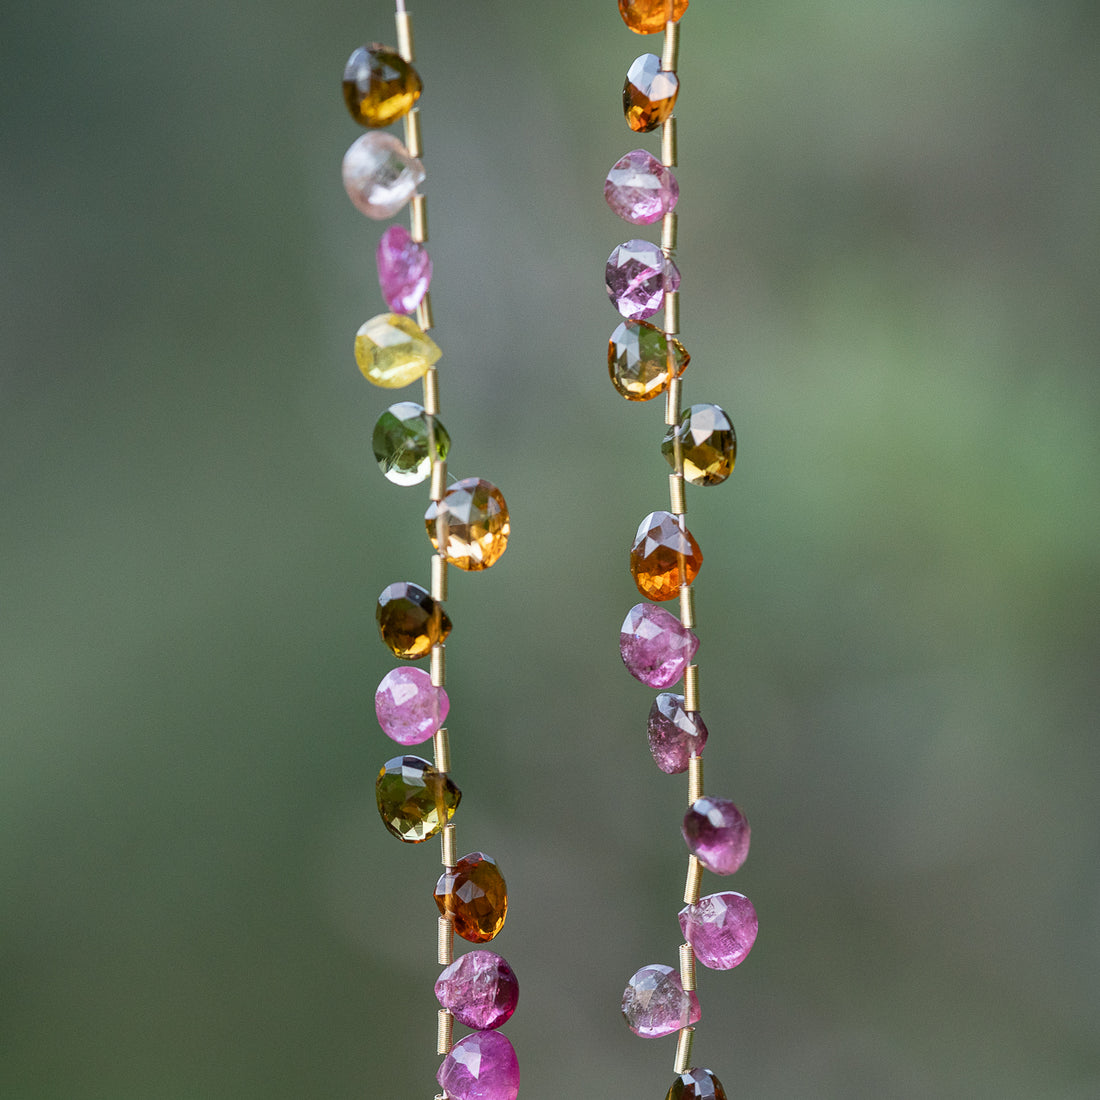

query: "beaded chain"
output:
339 4 520 1098
607 4 758 1098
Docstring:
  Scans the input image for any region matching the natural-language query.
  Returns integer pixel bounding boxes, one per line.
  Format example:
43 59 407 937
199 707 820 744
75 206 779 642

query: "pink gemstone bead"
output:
606 239 680 320
620 603 699 689
374 666 449 746
376 224 432 313
605 148 679 225
682 797 751 875
435 950 519 1031
648 692 708 774
437 1031 519 1100
679 891 759 970
621 963 701 1038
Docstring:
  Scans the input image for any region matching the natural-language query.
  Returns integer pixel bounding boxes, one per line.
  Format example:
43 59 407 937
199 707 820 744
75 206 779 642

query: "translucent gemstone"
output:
375 666 449 746
648 692 708 774
620 603 698 689
682 797 750 875
376 224 432 313
437 1031 520 1100
606 239 680 321
435 852 508 943
435 950 519 1031
342 131 425 219
621 963 701 1038
375 755 460 843
629 510 702 602
342 44 422 127
679 892 758 970
662 404 736 486
372 401 449 486
623 54 679 133
605 149 679 225
619 0 689 35
608 320 689 401
665 1068 728 1100
425 478 510 571
376 581 452 659
355 313 441 389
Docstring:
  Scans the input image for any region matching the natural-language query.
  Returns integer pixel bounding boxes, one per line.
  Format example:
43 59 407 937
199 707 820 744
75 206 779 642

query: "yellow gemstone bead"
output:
355 313 441 389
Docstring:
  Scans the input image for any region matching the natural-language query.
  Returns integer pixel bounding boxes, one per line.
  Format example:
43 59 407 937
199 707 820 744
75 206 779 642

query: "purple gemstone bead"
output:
604 148 679 225
682 797 751 875
621 963 701 1038
648 692 708 774
376 223 432 313
437 1031 519 1100
435 950 519 1031
374 666 449 746
679 891 759 970
620 603 699 689
606 239 681 320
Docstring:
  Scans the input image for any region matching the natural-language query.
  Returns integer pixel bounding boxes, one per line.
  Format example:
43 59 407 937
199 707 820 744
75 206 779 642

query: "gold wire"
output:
433 727 451 775
436 1010 454 1055
411 195 429 243
688 754 704 805
662 117 678 167
669 473 686 516
441 822 456 869
684 663 700 712
679 583 695 628
430 459 448 502
430 644 446 687
661 211 678 256
679 942 697 991
666 375 682 427
423 367 440 416
395 10 414 62
403 108 422 159
416 293 434 331
674 1026 695 1075
662 20 681 72
431 553 448 601
437 915 454 965
664 290 680 335
684 856 703 905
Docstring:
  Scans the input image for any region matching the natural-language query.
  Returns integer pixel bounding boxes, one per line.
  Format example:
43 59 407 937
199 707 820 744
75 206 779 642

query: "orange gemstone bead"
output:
624 54 679 133
630 510 702 602
425 478 510 571
435 852 508 944
618 0 689 35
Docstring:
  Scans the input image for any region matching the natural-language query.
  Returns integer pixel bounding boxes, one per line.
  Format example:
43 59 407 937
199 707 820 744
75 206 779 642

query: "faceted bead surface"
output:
605 149 679 225
608 320 689 401
372 401 449 486
342 44 422 127
355 313 441 389
606 239 680 321
619 0 689 35
662 404 736 486
342 131 425 219
648 692 708 774
623 53 679 133
375 666 449 746
435 950 519 1031
666 1068 728 1100
435 852 508 943
375 755 460 842
621 963 701 1038
679 892 758 970
377 224 432 313
376 581 452 659
629 510 703 602
682 797 751 875
620 603 698 689
437 1031 519 1100
425 478 510 571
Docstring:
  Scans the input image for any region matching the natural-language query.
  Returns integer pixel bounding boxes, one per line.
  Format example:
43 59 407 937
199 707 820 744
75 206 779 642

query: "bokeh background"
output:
3 1 1098 1096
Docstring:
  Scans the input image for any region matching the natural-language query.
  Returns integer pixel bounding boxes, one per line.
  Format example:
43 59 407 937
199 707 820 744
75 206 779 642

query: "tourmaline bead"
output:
666 1068 728 1100
375 666 449 746
623 54 679 133
605 149 679 225
342 44 422 127
437 1031 519 1100
342 131 425 219
682 797 751 875
606 239 680 321
355 313 441 389
375 755 460 842
435 852 508 943
425 478 510 571
621 963 701 1038
620 603 698 689
648 692 708 774
376 581 452 659
376 224 432 313
629 510 702 602
435 950 519 1031
679 892 758 970
662 404 736 487
608 319 689 401
372 401 449 486
619 0 689 35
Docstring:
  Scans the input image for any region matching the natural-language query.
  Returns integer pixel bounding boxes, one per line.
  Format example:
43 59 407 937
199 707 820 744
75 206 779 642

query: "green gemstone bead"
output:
372 402 449 486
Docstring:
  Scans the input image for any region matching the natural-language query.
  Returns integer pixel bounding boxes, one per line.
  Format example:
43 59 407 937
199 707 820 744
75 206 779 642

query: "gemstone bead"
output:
608 320 689 401
435 950 519 1031
682 797 751 875
435 852 508 943
619 0 689 35
679 892 758 970
342 44 422 127
355 313 441 389
425 478 510 571
621 963 701 1038
376 224 432 313
437 1031 520 1100
376 581 452 659
372 401 449 486
620 603 698 689
662 404 736 486
648 692 708 774
623 54 679 133
606 239 680 321
375 666 449 746
342 131 425 219
375 755 460 842
605 149 679 225
629 510 702 602
666 1068 728 1100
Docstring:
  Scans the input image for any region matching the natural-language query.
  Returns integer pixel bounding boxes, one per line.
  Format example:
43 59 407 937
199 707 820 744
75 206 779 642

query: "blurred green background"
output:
2 1 1098 1096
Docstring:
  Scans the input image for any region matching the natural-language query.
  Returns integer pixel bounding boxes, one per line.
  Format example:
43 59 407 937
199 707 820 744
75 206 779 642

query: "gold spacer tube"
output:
664 290 680 336
666 375 682 427
430 644 446 687
684 663 700 712
431 553 448 601
423 367 440 417
679 583 695 628
403 108 422 159
662 117 678 167
437 915 454 965
674 1026 695 1075
441 822 456 869
433 727 451 775
416 293 434 332
437 1009 454 1055
688 754 704 805
669 472 686 516
395 11 415 63
679 941 697 991
661 211 678 256
430 458 447 502
662 20 681 72
411 195 428 243
684 856 703 905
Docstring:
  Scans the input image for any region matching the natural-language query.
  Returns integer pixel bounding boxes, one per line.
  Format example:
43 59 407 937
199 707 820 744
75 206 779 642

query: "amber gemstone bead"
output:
619 0 689 35
623 54 679 133
376 755 460 843
662 404 736 486
666 1068 727 1100
630 510 702 602
424 478 510 571
343 44 422 127
435 852 508 943
609 320 689 401
376 581 452 659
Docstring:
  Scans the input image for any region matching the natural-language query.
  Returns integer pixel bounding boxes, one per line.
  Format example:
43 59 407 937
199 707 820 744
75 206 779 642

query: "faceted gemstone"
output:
666 1068 728 1100
648 692 708 774
682 797 751 875
621 963 701 1038
620 603 698 689
435 950 519 1031
425 478 510 571
629 510 703 602
375 666 449 746
662 404 736 487
372 401 449 486
608 319 689 401
342 44 422 127
437 1031 519 1100
375 755 460 842
679 892 758 970
342 131 425 219
623 54 679 133
435 852 508 943
355 313 441 388
605 149 679 225
376 224 432 313
606 239 681 321
376 581 452 659
619 0 689 35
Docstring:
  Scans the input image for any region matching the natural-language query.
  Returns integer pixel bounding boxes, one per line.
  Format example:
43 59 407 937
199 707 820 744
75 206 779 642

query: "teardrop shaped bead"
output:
375 755 460 842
